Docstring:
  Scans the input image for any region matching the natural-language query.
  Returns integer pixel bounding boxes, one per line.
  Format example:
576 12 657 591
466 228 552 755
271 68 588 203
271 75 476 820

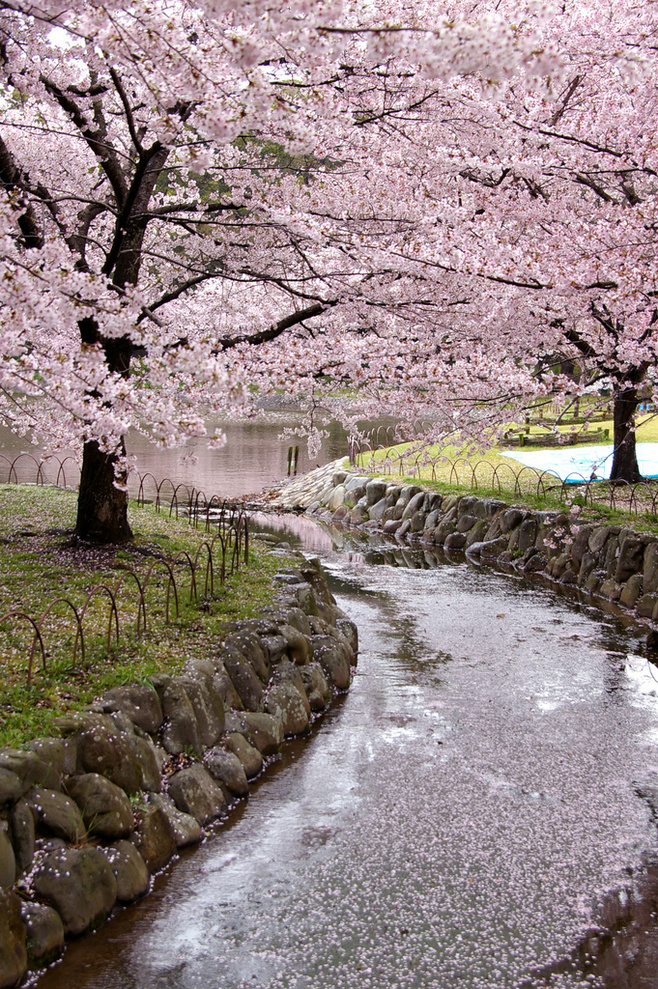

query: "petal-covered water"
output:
35 534 658 989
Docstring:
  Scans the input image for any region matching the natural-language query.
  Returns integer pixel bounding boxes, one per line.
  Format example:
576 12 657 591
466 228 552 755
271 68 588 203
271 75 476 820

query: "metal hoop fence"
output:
0 460 250 686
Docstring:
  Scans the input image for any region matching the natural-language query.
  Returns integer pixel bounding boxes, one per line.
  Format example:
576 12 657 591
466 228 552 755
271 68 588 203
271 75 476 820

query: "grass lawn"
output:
0 485 283 748
354 411 658 529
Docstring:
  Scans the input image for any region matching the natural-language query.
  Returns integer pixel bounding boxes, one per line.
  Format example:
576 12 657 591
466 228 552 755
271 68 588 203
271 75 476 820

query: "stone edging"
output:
270 460 658 620
0 551 357 988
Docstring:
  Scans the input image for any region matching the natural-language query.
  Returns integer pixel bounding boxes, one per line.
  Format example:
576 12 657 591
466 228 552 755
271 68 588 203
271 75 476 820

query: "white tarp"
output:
501 443 658 481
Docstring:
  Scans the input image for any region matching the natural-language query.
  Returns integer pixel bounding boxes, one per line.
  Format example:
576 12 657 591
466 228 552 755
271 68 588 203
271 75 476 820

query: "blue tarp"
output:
501 443 658 482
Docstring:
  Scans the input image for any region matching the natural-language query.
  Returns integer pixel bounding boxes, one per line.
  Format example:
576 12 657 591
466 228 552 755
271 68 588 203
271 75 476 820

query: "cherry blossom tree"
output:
308 0 658 482
3 0 657 548
1 0 556 540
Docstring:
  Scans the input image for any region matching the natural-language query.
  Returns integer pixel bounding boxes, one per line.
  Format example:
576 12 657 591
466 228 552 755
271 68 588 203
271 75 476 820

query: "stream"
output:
31 519 658 989
4 418 658 987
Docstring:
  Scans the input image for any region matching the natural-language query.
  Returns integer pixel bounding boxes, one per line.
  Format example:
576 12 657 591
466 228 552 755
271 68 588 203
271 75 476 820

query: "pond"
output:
0 412 360 500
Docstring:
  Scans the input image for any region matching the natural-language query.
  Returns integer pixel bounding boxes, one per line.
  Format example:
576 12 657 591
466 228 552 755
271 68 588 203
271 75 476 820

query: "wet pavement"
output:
33 529 658 989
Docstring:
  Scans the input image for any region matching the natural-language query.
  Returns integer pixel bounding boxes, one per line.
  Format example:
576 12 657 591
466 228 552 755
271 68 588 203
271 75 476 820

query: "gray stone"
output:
123 732 163 793
644 541 658 594
282 607 314 638
637 593 658 618
99 685 164 733
26 737 73 781
589 526 614 554
146 794 202 848
399 484 423 505
456 513 478 533
204 748 249 797
0 769 23 808
10 799 34 875
75 719 144 793
0 830 15 888
500 508 525 533
100 840 150 902
265 682 310 736
0 889 27 989
326 485 345 511
409 511 426 533
179 675 224 749
479 537 510 559
599 578 622 601
517 518 538 554
66 773 134 839
273 659 311 707
444 531 467 551
279 624 311 665
433 519 456 544
224 733 263 779
620 573 644 608
569 525 594 566
424 509 441 531
131 804 177 874
230 712 284 756
310 635 351 689
258 633 288 665
578 551 599 584
484 516 504 541
523 553 548 574
336 617 358 656
585 571 603 593
214 661 244 710
465 519 488 548
299 662 332 711
21 902 64 965
26 786 86 843
547 552 570 578
344 473 369 494
615 535 647 583
32 845 117 936
604 534 621 576
0 748 60 792
402 491 426 520
155 678 203 758
369 497 388 521
167 765 227 825
365 479 388 506
484 499 507 518
224 630 271 681
222 646 264 712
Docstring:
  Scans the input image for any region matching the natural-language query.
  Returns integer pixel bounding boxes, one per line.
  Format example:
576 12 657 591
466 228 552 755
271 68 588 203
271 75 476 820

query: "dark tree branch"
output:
41 73 129 206
219 301 336 350
0 131 43 247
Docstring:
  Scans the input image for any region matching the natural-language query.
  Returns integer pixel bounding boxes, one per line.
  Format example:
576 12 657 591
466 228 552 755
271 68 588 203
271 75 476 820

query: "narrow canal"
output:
33 521 658 989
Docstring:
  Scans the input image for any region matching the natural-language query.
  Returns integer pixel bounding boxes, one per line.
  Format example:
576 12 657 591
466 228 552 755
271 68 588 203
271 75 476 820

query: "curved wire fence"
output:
350 439 658 518
0 457 250 686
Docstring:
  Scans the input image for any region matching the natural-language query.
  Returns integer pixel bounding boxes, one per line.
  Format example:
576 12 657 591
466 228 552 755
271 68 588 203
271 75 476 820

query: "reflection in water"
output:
0 414 356 500
32 529 658 989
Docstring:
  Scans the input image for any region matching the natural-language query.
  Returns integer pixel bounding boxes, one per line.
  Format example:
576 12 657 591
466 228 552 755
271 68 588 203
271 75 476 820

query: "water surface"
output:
33 529 658 989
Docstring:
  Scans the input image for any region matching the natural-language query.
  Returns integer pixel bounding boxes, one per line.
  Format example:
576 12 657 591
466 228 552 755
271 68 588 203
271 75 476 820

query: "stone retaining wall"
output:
0 551 357 988
271 460 658 620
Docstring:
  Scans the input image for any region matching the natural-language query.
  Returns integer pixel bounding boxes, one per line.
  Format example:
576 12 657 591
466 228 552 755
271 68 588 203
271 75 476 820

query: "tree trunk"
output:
609 386 642 484
75 438 133 542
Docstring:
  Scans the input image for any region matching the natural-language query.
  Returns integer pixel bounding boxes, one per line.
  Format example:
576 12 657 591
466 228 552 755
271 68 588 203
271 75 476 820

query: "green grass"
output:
354 425 658 534
0 485 285 748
